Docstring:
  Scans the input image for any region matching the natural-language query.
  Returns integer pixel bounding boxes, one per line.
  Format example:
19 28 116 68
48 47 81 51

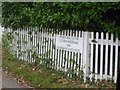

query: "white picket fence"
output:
6 27 120 83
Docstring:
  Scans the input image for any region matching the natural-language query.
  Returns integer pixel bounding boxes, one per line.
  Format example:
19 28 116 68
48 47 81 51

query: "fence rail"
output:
5 27 120 83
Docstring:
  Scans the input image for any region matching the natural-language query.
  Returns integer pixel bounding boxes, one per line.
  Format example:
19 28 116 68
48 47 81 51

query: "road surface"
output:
2 71 27 88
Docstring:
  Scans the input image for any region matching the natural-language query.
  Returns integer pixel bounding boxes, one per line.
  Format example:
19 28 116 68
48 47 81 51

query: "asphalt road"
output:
2 71 27 88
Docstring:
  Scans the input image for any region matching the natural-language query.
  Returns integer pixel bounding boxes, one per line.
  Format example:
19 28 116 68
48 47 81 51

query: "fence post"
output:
83 31 90 82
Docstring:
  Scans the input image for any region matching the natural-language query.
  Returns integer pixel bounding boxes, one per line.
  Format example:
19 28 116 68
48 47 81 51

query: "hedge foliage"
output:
2 2 120 33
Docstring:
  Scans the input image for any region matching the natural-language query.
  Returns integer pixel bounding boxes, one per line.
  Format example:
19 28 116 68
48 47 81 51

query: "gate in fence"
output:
5 27 120 83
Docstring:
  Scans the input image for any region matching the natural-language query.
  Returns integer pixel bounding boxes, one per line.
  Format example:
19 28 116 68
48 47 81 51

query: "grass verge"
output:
2 47 116 89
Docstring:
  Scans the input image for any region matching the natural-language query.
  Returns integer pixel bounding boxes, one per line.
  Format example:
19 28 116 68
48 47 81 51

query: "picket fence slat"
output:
110 34 113 77
64 30 67 73
80 31 83 70
105 33 109 79
114 37 119 83
100 32 104 79
95 32 99 81
90 32 94 81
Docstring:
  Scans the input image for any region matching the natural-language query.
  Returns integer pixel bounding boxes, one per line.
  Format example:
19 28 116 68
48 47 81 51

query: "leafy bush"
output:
2 2 120 34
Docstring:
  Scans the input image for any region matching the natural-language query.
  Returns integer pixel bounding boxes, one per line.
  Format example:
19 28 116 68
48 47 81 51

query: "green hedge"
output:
2 2 120 34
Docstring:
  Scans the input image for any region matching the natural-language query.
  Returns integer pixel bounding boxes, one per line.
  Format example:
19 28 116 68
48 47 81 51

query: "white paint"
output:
56 35 83 53
100 32 104 79
95 32 99 81
83 31 90 82
0 26 4 41
90 32 94 81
